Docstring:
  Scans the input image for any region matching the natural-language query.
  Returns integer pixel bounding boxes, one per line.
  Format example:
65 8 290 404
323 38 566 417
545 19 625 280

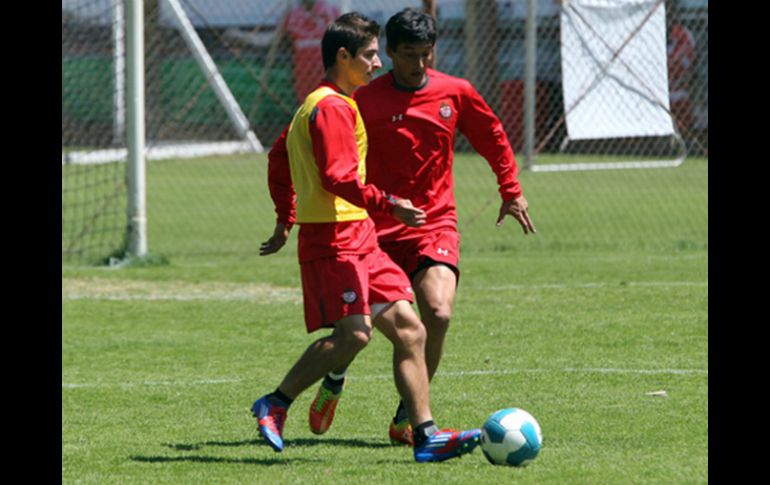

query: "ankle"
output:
322 372 346 394
267 388 294 409
413 420 439 447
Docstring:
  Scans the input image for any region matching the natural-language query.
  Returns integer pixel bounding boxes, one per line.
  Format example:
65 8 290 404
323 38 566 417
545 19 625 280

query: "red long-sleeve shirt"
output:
355 68 522 242
267 81 395 262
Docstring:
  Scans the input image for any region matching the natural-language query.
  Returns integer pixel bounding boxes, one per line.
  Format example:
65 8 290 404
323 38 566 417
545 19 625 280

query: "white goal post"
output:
67 0 267 259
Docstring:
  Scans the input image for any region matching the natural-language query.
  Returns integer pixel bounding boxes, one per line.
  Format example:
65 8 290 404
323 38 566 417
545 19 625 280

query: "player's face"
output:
349 37 382 88
387 41 434 88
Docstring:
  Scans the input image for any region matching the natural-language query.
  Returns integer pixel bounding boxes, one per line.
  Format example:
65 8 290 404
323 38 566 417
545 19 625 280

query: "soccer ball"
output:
480 407 543 466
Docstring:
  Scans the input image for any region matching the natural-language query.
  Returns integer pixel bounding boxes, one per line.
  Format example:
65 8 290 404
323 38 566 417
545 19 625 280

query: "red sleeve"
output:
267 126 296 229
457 82 523 201
309 98 396 216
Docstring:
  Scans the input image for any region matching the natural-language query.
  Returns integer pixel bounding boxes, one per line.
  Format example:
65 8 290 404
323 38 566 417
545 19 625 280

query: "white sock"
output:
328 369 347 381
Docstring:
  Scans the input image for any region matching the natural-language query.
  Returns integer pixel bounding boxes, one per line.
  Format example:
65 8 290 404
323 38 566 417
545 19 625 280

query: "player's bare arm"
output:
497 196 536 234
259 223 290 256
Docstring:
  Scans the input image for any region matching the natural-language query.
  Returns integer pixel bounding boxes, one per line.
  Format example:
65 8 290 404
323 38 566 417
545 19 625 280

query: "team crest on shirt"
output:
342 290 358 303
439 102 453 120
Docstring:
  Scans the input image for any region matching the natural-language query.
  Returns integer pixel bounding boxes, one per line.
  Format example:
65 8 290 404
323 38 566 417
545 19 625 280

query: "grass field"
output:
62 153 708 483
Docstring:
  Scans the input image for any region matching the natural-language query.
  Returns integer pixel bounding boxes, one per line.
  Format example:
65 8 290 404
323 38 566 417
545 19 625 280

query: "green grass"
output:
62 153 707 483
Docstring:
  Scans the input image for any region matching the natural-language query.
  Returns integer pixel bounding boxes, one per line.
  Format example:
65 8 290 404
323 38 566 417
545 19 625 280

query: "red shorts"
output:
299 247 414 333
379 230 461 281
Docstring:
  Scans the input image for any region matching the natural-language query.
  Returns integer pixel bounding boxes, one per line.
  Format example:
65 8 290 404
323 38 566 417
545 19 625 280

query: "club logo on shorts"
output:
342 290 358 303
439 102 453 120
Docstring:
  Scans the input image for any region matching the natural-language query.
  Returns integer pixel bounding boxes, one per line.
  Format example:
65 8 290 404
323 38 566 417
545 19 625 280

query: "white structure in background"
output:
561 0 673 140
551 0 684 172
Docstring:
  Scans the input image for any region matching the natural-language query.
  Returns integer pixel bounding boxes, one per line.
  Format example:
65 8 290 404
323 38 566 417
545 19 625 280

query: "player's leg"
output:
412 263 458 381
306 253 372 434
386 263 457 445
369 248 480 462
253 314 372 451
309 358 353 434
255 255 373 450
277 314 372 398
373 299 480 462
384 231 461 444
309 245 406 435
372 300 431 425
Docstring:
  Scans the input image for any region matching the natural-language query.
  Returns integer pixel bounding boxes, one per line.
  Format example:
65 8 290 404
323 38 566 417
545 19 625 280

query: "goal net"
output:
62 0 707 264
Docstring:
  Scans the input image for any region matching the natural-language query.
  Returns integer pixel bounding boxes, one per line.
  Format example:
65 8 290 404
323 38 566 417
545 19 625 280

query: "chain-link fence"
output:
62 0 708 264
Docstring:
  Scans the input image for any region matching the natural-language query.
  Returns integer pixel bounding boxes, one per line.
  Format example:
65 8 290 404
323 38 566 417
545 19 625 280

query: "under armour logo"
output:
392 114 404 122
437 248 449 256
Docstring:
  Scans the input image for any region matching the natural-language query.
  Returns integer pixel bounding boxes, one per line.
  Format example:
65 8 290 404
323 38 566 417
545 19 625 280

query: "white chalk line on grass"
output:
62 367 706 389
482 281 707 291
350 367 708 381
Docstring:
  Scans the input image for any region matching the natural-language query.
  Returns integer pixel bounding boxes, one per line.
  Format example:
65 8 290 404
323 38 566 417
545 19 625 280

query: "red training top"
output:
355 68 522 242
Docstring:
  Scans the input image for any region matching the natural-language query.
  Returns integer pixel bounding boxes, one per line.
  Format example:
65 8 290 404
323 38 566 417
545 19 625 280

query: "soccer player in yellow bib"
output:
252 11 482 463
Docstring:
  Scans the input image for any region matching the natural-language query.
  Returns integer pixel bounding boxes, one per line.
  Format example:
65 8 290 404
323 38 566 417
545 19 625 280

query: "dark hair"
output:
321 12 380 70
385 8 437 50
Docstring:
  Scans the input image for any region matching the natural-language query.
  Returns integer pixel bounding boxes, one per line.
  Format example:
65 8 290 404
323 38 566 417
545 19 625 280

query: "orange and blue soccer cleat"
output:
388 416 414 446
308 380 344 434
252 396 287 452
413 428 482 463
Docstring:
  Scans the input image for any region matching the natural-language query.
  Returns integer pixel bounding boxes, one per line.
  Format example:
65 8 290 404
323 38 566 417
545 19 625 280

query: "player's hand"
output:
392 199 427 227
497 196 536 234
259 223 290 256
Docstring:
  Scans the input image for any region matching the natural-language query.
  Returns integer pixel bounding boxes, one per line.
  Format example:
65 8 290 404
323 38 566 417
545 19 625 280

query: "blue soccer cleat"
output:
252 395 287 452
413 428 482 463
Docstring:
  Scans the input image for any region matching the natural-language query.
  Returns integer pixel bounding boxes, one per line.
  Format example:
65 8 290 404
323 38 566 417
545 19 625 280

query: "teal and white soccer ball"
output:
480 407 542 466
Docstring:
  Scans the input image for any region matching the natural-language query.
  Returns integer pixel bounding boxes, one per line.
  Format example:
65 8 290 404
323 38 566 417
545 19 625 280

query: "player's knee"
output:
373 300 427 348
341 328 372 353
333 317 373 354
395 311 427 349
411 324 427 349
425 304 451 334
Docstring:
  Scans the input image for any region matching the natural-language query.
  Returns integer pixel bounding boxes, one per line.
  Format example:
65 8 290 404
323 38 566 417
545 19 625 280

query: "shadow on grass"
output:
130 455 319 466
132 437 396 467
162 437 392 451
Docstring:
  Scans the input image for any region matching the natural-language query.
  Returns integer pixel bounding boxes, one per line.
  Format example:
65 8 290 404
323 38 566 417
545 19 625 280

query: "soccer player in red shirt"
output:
253 12 482 463
283 0 340 104
310 8 537 446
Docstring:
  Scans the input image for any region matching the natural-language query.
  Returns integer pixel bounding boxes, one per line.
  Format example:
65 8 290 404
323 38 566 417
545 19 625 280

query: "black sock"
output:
394 400 408 423
267 388 293 409
322 374 345 394
413 420 439 447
